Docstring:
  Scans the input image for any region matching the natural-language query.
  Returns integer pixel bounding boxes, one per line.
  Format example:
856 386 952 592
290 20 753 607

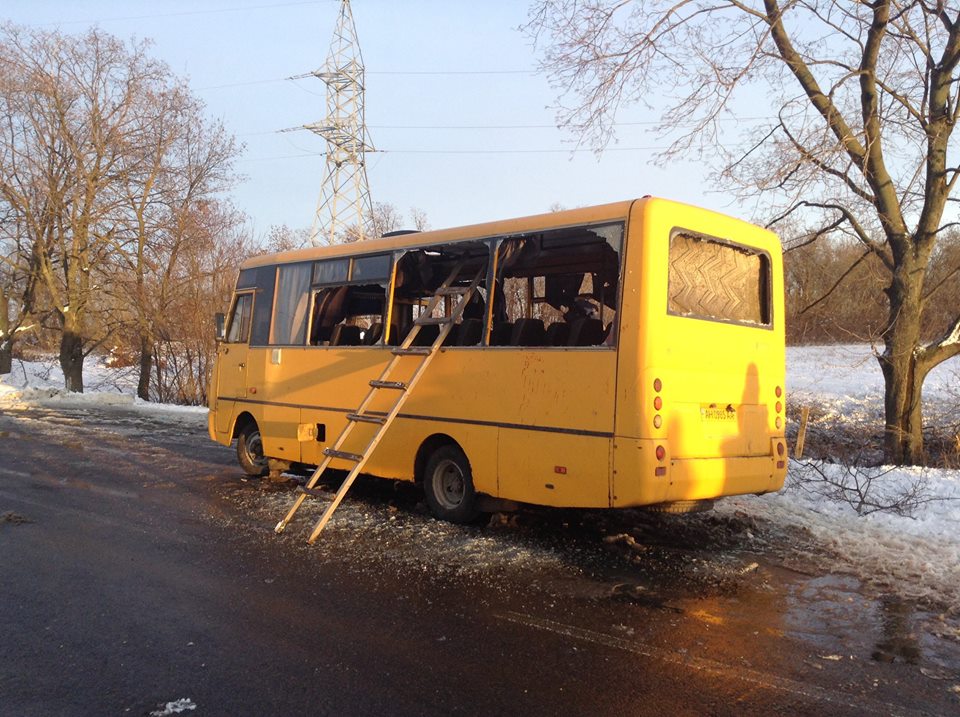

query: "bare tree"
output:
0 27 169 390
263 224 311 253
339 202 428 243
409 206 430 231
148 200 252 405
526 0 960 464
113 87 239 400
0 25 242 395
0 208 41 374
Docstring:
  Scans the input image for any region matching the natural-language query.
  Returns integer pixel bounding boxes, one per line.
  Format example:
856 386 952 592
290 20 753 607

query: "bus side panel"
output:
498 430 611 508
612 203 645 441
367 421 500 497
402 349 617 435
290 347 615 505
423 349 615 507
261 402 302 463
246 348 300 462
611 438 668 506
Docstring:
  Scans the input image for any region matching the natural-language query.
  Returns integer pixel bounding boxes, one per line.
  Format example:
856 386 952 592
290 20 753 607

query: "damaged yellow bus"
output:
208 197 787 523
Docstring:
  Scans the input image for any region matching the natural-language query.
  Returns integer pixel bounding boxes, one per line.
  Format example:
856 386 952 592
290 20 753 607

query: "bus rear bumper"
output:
665 455 786 501
612 438 786 507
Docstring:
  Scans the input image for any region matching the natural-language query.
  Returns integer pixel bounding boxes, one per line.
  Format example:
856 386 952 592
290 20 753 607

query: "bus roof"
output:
240 199 640 270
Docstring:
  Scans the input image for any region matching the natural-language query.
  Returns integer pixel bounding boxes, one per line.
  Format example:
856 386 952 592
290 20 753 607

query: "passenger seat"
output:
545 321 570 346
511 318 546 346
412 324 440 346
490 321 513 346
567 318 603 346
362 323 383 345
457 318 483 346
330 324 362 346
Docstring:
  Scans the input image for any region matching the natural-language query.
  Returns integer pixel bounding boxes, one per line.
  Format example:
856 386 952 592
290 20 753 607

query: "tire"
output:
237 422 269 477
423 444 480 524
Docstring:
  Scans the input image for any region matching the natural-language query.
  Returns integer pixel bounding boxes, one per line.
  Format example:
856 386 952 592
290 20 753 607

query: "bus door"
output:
216 291 254 434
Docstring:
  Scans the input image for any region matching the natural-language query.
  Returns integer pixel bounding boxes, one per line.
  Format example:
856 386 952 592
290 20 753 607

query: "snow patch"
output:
149 698 196 716
0 356 205 416
719 460 960 612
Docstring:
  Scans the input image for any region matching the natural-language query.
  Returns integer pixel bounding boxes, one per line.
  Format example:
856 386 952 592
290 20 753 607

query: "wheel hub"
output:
434 459 465 509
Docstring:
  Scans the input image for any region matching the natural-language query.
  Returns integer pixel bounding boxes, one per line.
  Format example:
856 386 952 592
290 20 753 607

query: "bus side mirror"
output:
215 313 226 342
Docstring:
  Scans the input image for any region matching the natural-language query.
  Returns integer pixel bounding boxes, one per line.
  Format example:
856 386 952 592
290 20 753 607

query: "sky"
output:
3 0 747 236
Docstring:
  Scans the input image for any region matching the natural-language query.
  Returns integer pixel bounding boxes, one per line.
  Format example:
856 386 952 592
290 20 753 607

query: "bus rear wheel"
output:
237 422 269 477
423 444 480 524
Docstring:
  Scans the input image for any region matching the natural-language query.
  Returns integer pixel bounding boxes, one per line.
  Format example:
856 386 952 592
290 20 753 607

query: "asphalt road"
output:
0 402 957 716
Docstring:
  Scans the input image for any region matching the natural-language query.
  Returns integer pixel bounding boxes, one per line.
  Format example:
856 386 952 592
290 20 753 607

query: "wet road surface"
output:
0 402 958 716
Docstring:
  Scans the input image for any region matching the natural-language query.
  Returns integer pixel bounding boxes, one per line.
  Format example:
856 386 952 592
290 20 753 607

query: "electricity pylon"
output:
293 0 374 244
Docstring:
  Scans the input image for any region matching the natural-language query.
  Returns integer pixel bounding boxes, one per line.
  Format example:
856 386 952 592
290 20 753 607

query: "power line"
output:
40 0 333 27
239 116 774 136
368 70 533 76
384 146 665 155
238 145 672 162
196 68 535 91
367 117 773 130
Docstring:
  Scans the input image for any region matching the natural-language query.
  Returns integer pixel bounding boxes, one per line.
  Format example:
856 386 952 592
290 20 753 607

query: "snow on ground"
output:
0 355 205 414
787 343 960 430
2 347 959 609
749 344 960 611
719 464 960 611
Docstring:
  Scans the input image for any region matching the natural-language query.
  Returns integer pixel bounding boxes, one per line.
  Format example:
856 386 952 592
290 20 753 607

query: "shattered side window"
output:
491 222 623 347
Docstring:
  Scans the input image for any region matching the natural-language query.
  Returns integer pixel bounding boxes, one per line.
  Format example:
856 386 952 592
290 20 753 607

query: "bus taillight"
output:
775 385 782 397
655 445 665 461
654 378 662 392
653 396 662 411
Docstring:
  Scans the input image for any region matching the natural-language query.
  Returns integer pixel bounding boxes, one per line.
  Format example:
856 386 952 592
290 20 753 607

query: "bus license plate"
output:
701 406 736 421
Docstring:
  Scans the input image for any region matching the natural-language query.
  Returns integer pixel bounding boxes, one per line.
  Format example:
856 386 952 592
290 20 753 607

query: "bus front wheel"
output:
423 444 480 524
237 422 269 477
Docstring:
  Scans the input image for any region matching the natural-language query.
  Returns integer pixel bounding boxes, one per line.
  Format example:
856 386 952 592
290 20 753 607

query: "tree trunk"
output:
0 338 11 375
137 333 153 401
0 291 11 375
59 323 85 393
878 258 928 465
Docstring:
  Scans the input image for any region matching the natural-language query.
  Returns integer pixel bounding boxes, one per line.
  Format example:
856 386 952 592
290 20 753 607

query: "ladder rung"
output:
369 379 407 390
392 346 432 356
436 285 469 295
346 412 386 424
323 448 364 462
296 485 328 498
415 316 452 325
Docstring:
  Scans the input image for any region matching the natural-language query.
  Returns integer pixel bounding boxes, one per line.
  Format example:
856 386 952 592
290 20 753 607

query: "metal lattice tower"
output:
295 0 374 244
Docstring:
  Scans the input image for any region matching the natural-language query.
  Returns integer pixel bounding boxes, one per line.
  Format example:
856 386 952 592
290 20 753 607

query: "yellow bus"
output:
208 197 787 526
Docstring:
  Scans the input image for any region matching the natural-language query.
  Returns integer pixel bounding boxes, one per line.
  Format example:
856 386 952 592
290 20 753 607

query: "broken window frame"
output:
666 228 773 329
487 221 625 348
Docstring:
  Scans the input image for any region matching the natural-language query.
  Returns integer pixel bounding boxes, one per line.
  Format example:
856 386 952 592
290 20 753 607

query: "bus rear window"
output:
668 232 770 327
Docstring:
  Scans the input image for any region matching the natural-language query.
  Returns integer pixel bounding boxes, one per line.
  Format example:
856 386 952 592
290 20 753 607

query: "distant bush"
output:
784 234 960 346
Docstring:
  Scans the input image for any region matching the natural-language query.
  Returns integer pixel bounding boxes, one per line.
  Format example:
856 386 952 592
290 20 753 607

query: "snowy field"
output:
2 347 959 612
0 356 205 415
